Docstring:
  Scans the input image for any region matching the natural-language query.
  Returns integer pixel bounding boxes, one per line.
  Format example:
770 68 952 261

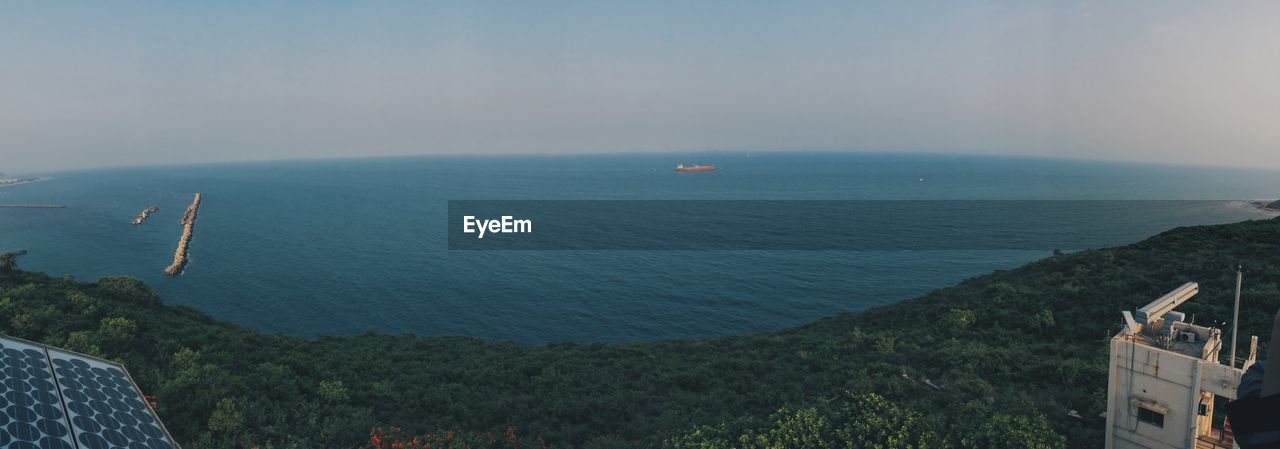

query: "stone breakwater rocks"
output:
164 193 201 276
133 205 159 225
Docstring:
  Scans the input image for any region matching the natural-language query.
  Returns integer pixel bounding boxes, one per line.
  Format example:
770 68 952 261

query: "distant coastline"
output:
1251 199 1280 213
0 177 46 188
0 204 65 209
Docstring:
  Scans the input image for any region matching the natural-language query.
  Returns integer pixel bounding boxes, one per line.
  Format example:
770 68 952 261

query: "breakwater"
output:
132 205 159 225
0 204 66 208
164 193 201 276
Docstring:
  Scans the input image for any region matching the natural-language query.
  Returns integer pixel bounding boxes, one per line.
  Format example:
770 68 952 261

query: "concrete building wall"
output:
1107 337 1202 449
1105 335 1243 449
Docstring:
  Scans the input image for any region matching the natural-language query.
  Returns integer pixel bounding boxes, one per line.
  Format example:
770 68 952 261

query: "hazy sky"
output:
2 1 1279 172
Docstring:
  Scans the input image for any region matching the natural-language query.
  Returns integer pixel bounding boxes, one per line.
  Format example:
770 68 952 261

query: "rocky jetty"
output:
164 193 201 276
132 205 159 225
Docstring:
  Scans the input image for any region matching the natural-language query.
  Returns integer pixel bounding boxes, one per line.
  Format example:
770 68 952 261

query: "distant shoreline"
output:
0 204 65 209
0 177 47 188
1251 199 1280 213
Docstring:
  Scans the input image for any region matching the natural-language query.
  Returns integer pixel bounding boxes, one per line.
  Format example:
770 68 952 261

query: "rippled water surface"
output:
2 153 1277 342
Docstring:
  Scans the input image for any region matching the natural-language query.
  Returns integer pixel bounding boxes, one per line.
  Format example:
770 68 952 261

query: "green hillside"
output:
2 217 1278 449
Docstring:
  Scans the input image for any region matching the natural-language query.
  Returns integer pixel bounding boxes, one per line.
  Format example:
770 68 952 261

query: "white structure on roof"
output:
1105 282 1259 449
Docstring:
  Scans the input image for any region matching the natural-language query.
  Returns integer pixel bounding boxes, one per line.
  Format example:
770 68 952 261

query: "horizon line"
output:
16 148 1280 177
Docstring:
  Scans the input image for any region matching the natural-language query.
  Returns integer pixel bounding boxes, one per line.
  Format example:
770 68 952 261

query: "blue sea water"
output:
1 152 1278 343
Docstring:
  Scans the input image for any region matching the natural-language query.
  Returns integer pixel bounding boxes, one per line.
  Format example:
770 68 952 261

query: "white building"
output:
1105 282 1259 449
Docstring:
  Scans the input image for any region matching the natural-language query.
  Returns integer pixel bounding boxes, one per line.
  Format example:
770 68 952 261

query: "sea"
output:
2 152 1278 343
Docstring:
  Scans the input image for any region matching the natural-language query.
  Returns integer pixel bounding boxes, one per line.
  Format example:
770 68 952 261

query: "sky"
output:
2 1 1279 173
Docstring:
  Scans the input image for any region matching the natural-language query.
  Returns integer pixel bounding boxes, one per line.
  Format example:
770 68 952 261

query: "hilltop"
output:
1 217 1278 449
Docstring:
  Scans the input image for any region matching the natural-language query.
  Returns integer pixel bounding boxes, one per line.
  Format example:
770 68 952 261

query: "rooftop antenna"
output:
1231 265 1242 368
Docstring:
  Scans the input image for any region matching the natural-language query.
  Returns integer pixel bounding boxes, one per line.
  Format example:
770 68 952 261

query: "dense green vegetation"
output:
1 217 1278 449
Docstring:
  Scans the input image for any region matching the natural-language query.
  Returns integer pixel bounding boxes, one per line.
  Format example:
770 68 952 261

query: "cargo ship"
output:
675 164 716 172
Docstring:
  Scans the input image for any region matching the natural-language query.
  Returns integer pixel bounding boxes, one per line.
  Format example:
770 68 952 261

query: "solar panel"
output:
0 336 179 449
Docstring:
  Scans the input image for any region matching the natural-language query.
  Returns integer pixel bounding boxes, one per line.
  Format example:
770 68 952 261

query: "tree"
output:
744 406 831 449
64 331 104 357
945 308 976 329
0 250 27 273
961 414 1065 449
667 392 948 449
1029 308 1056 333
100 316 139 340
208 397 244 433
838 393 948 449
319 379 350 402
366 426 536 449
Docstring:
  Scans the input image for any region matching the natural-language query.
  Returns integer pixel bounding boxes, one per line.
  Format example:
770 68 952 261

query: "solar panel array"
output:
0 336 179 449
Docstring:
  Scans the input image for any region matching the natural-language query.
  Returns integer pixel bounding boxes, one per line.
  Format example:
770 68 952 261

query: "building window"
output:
1137 406 1165 428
